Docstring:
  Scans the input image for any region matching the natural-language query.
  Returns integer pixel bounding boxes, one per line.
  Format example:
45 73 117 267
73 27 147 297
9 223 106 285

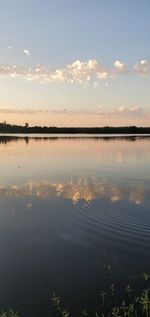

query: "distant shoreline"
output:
0 123 150 134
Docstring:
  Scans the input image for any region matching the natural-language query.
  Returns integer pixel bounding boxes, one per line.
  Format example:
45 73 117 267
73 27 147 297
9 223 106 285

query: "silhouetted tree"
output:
25 122 29 128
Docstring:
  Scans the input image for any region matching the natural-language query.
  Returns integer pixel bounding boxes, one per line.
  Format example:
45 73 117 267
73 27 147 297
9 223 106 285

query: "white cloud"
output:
97 71 108 79
0 59 109 85
0 58 149 86
0 59 110 86
134 59 150 74
23 49 30 55
107 105 145 117
66 59 100 83
93 81 98 88
113 60 127 73
91 105 146 117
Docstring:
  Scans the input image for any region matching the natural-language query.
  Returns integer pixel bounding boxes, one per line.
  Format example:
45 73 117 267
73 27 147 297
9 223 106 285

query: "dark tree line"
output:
0 122 150 134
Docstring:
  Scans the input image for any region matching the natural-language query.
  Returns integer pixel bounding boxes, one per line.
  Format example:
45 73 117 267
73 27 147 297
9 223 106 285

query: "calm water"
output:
0 135 150 316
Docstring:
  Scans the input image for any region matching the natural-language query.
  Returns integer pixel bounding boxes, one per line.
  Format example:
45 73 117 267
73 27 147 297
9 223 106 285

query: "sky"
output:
0 0 150 127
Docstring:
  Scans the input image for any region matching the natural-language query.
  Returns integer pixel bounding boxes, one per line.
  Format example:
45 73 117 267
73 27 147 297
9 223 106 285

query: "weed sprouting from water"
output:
0 310 19 317
100 290 107 306
1 272 150 317
82 308 88 317
51 272 150 317
142 273 150 282
110 284 115 297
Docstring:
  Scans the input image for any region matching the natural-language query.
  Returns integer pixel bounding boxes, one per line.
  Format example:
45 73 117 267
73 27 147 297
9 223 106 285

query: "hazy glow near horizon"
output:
0 0 150 126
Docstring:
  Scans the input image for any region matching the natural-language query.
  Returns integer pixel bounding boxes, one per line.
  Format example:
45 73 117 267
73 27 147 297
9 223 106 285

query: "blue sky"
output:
0 0 150 126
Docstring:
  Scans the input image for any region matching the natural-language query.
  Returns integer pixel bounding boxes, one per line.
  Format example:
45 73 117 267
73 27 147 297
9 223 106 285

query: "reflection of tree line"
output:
0 122 150 134
0 136 58 144
0 135 150 145
0 177 145 205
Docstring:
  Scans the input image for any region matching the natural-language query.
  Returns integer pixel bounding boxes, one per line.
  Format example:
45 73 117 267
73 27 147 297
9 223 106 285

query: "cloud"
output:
113 60 127 73
66 59 97 83
23 49 30 55
92 105 146 117
97 71 108 79
115 105 144 117
45 105 145 117
0 105 146 117
134 59 150 74
43 105 148 117
0 58 149 86
0 107 47 114
0 60 109 84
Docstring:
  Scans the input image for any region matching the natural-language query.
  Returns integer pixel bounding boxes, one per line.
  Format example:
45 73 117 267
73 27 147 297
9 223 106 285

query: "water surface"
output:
0 135 150 316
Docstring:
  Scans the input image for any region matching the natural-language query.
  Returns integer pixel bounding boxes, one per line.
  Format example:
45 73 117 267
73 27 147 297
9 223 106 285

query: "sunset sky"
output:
0 0 150 127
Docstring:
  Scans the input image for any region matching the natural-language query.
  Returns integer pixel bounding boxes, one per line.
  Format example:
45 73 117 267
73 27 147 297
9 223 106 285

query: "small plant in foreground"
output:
0 310 19 317
142 272 150 282
51 272 150 317
1 272 150 317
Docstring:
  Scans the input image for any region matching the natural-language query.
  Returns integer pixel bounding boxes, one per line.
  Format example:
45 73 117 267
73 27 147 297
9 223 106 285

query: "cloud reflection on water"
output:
0 177 146 205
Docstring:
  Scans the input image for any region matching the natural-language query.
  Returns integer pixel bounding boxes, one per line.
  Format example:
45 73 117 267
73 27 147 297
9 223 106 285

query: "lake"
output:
0 134 150 316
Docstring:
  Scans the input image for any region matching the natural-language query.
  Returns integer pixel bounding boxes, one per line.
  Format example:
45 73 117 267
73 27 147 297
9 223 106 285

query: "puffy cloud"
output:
134 59 150 74
67 59 101 83
23 49 30 55
113 60 127 73
52 69 66 82
97 71 108 79
116 105 144 116
0 58 149 86
49 105 147 118
94 105 146 117
0 59 109 84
